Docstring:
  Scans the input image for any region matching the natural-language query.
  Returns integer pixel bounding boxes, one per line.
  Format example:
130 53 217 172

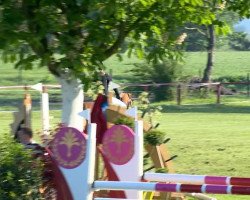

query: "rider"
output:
99 69 120 100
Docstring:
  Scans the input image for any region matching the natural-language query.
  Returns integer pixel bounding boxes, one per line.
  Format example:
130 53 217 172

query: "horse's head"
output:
120 93 132 108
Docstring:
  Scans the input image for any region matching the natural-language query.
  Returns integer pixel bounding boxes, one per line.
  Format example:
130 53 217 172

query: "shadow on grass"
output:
159 104 250 114
0 97 40 110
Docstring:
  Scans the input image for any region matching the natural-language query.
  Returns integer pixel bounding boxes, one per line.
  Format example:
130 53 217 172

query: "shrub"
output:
0 134 44 200
214 75 247 83
228 32 250 51
114 117 135 129
144 129 165 146
131 60 181 101
155 168 168 173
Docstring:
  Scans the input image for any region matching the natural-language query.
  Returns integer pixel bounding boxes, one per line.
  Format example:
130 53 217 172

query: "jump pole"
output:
144 173 250 187
93 181 250 195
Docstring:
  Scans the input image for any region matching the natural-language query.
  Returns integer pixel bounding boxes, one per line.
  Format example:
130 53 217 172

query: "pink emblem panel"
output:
51 127 86 169
102 125 135 165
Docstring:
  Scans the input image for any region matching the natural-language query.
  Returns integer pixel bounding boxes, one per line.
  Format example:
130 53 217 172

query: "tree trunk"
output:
58 77 84 132
202 24 215 83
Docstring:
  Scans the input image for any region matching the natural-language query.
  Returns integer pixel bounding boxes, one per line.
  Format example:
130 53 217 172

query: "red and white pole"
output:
144 173 250 187
93 181 250 195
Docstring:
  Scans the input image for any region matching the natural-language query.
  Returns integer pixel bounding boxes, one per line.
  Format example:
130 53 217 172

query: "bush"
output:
114 117 135 129
0 134 44 200
155 168 168 173
131 60 181 101
214 75 247 83
228 32 250 51
144 129 165 146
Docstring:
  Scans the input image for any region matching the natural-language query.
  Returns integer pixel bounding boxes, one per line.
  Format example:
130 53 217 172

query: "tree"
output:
0 0 224 130
180 4 241 83
201 1 230 83
183 10 239 52
201 0 250 82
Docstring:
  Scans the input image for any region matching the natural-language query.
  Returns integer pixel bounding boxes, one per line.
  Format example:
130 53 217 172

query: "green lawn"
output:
182 51 250 79
153 104 250 177
104 51 250 83
0 110 61 141
151 102 250 200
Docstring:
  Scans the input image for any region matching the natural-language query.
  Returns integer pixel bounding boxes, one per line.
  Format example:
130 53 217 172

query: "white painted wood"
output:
59 78 84 131
60 124 96 200
41 92 50 135
125 107 138 120
93 181 156 191
144 173 206 185
78 109 91 123
31 83 43 92
94 198 127 200
106 120 144 199
84 123 97 200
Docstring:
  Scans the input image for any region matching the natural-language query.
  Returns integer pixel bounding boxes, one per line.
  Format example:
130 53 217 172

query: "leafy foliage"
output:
114 116 135 129
155 167 168 173
0 0 222 87
134 91 162 125
0 134 43 200
183 10 239 51
144 129 165 146
85 81 104 99
228 0 250 18
215 75 248 83
131 60 181 101
228 32 250 51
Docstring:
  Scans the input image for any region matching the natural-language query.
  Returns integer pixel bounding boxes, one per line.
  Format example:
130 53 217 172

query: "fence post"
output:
177 84 181 105
23 86 32 129
216 83 221 104
42 85 50 136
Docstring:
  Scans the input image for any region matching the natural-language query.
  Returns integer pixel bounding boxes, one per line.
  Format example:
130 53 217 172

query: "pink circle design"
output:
102 125 134 165
51 127 86 169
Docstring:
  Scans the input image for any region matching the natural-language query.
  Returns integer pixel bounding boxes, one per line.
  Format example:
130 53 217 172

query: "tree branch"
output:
103 22 127 60
103 2 159 60
185 26 207 36
22 0 49 56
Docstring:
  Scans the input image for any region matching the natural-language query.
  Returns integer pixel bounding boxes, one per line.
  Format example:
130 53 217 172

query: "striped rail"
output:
144 173 250 186
94 181 250 195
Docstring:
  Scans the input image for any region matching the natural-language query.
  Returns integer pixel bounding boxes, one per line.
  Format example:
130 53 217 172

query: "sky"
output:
234 19 250 34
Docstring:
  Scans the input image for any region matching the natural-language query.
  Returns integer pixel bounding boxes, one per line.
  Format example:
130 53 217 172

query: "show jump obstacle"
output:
7 84 250 199
48 121 250 200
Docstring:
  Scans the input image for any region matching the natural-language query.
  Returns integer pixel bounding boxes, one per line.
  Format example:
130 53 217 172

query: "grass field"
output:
1 51 250 200
1 51 250 86
182 51 250 79
153 102 250 200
